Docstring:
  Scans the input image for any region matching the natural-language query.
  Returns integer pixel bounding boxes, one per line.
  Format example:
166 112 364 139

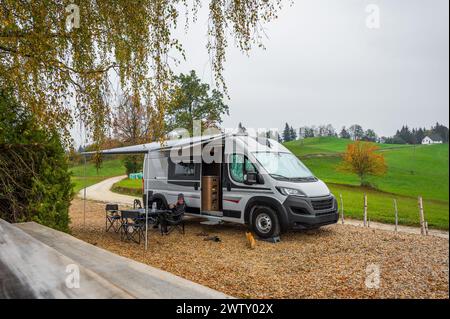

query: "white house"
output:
422 135 443 145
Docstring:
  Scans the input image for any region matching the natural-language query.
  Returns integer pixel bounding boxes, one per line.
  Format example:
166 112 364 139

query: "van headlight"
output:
276 187 306 197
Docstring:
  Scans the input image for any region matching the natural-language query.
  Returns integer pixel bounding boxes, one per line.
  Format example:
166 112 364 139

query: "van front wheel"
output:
251 206 280 239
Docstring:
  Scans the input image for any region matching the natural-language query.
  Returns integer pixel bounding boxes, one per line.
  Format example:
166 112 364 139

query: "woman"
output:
160 193 185 234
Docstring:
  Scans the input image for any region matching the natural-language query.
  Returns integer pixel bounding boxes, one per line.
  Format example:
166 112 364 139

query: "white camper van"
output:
93 133 338 238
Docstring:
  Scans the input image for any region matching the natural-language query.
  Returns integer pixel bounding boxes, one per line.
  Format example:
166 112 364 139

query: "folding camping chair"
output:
159 202 186 236
120 210 145 244
105 203 121 233
133 199 142 209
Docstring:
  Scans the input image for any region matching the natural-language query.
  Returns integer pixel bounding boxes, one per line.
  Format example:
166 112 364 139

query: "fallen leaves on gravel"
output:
70 199 449 299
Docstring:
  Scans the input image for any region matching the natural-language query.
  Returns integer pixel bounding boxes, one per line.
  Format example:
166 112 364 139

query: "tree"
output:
384 136 406 144
113 95 149 145
304 126 315 138
348 124 364 140
0 89 73 231
238 122 247 133
112 95 147 174
363 129 378 142
290 126 297 140
339 126 351 139
0 1 286 144
275 131 283 143
166 70 229 134
416 128 426 143
324 124 336 137
395 125 415 144
282 123 292 142
340 141 387 186
431 122 449 142
317 125 326 137
68 146 83 166
266 130 280 141
122 156 144 176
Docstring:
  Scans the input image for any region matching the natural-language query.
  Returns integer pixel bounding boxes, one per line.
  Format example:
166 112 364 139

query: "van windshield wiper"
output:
270 174 317 182
269 174 290 180
289 176 317 182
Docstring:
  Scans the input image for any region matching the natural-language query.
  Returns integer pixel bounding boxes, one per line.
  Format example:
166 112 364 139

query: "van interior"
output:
200 143 223 216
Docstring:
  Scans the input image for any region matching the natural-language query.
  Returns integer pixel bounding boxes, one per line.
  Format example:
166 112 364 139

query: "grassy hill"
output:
284 137 449 229
70 158 126 193
284 137 449 201
284 136 411 157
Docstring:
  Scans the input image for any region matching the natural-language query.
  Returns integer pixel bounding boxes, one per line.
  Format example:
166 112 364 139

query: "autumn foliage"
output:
340 141 387 185
0 1 286 145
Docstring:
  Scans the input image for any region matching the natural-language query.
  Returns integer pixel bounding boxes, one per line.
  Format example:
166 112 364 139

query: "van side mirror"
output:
244 172 258 185
257 173 264 184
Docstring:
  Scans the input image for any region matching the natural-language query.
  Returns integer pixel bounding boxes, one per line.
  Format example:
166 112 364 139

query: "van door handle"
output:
226 183 231 192
194 182 199 191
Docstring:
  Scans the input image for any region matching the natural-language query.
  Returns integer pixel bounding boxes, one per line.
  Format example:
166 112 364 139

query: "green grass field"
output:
284 137 449 229
328 184 448 229
70 158 126 193
110 178 142 196
284 136 411 157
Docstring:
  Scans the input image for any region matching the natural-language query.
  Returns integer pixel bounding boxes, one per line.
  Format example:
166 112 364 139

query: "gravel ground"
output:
70 199 449 299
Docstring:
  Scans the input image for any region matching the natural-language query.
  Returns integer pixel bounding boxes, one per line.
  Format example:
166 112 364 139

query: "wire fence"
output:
338 193 429 235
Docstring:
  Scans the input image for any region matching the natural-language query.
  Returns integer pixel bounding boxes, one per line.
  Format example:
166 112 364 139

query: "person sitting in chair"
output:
169 193 186 214
160 193 186 234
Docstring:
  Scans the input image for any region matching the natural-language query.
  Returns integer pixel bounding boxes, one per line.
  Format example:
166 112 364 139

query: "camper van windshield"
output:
253 152 315 180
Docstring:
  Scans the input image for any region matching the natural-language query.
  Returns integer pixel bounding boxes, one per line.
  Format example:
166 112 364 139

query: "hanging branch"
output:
0 1 287 146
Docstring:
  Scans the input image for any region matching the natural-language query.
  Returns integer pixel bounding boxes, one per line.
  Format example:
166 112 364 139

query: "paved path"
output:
78 175 139 206
79 176 449 239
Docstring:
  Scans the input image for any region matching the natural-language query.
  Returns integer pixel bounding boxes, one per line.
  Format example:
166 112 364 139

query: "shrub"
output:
123 155 144 176
0 89 73 232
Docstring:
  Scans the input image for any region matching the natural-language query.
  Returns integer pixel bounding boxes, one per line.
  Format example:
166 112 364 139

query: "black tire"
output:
251 206 280 239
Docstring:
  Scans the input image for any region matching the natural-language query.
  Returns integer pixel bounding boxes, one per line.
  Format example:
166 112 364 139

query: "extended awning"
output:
81 133 227 156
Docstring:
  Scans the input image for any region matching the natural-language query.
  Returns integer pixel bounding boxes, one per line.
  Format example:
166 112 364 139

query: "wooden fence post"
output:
340 194 344 224
393 199 398 233
363 193 368 227
418 196 425 235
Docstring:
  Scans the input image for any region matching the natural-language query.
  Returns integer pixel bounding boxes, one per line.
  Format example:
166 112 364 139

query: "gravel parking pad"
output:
70 199 449 298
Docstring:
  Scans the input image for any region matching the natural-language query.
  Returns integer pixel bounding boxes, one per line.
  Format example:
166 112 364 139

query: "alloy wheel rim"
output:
256 213 272 234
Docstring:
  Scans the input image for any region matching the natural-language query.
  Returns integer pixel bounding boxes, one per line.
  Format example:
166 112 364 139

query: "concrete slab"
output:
16 222 231 299
0 219 133 298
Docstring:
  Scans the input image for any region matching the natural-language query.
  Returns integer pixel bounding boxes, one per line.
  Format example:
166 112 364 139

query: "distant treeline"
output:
281 122 449 144
385 123 448 144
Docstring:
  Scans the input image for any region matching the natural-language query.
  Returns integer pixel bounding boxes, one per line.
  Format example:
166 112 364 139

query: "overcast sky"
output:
172 0 449 137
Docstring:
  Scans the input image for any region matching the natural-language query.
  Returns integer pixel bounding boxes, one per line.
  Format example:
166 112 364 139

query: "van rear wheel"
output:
251 206 280 239
153 198 167 210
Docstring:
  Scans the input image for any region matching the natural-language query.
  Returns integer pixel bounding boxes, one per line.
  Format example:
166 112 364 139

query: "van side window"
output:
168 158 200 180
230 154 257 183
173 162 195 176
